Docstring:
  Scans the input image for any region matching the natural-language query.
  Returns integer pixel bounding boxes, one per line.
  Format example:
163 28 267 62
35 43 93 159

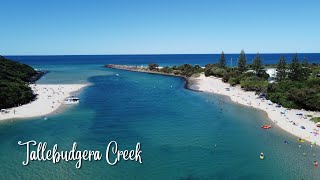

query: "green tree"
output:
301 57 310 80
238 50 247 72
218 51 226 68
252 53 263 75
160 66 172 73
0 55 5 60
0 56 39 109
276 56 287 81
194 64 201 70
148 63 159 71
288 53 302 81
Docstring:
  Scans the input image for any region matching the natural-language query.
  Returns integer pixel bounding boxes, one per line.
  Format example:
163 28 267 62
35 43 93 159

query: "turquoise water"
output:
1 55 320 179
34 64 112 84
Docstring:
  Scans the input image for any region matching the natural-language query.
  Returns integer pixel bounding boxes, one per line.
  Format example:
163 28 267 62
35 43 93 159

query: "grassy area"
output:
310 117 320 123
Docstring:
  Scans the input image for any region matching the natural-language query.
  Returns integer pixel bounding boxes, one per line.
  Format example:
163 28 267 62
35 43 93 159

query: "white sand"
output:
0 84 88 121
190 74 320 145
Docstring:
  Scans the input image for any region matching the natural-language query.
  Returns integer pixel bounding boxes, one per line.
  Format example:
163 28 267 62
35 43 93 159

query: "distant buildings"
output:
265 68 277 78
246 68 277 83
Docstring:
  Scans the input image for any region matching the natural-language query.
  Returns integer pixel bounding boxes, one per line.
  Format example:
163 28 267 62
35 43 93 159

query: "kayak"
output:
297 139 305 143
261 125 271 129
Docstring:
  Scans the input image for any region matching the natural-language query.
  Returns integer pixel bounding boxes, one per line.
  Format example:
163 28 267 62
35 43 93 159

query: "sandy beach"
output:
189 74 320 145
0 84 88 121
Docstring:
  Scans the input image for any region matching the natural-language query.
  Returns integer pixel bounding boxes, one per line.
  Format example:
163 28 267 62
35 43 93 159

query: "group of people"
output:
297 139 318 167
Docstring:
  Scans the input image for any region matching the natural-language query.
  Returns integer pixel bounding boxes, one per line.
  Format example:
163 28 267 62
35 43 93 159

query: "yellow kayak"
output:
297 139 305 143
260 153 264 160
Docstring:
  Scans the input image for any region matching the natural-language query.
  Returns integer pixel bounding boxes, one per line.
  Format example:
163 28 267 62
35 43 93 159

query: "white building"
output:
266 68 277 78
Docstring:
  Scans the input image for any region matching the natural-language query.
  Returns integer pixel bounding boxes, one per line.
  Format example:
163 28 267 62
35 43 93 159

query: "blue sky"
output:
0 0 319 55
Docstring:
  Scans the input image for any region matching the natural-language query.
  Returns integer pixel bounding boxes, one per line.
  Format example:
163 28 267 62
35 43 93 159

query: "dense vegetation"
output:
204 51 320 111
148 63 203 77
0 56 39 109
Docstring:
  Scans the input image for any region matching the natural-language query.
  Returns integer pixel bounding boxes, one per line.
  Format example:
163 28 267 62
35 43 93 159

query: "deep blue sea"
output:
1 54 320 179
8 53 320 66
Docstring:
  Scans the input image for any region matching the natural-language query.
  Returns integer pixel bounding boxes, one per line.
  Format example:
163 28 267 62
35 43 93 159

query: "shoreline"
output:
106 65 320 145
105 64 200 92
0 83 89 121
189 74 320 145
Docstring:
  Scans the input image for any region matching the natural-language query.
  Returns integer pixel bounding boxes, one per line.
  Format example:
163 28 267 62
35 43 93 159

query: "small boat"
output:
314 161 318 167
260 152 264 160
261 125 271 129
297 138 305 143
63 96 80 105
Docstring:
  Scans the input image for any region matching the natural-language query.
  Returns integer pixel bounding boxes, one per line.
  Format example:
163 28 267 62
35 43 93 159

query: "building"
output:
266 68 277 78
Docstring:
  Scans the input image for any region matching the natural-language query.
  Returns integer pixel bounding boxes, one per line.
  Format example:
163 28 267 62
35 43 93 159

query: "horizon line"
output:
3 52 320 56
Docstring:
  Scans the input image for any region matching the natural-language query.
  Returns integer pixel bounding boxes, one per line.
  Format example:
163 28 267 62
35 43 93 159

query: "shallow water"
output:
0 55 320 179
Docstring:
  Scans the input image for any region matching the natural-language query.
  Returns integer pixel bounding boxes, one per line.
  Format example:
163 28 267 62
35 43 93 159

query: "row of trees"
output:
216 50 312 82
208 51 320 111
148 63 203 77
216 50 248 72
217 50 258 72
276 54 310 81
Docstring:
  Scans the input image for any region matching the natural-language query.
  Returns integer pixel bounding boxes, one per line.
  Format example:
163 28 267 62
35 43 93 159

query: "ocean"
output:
0 54 320 179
